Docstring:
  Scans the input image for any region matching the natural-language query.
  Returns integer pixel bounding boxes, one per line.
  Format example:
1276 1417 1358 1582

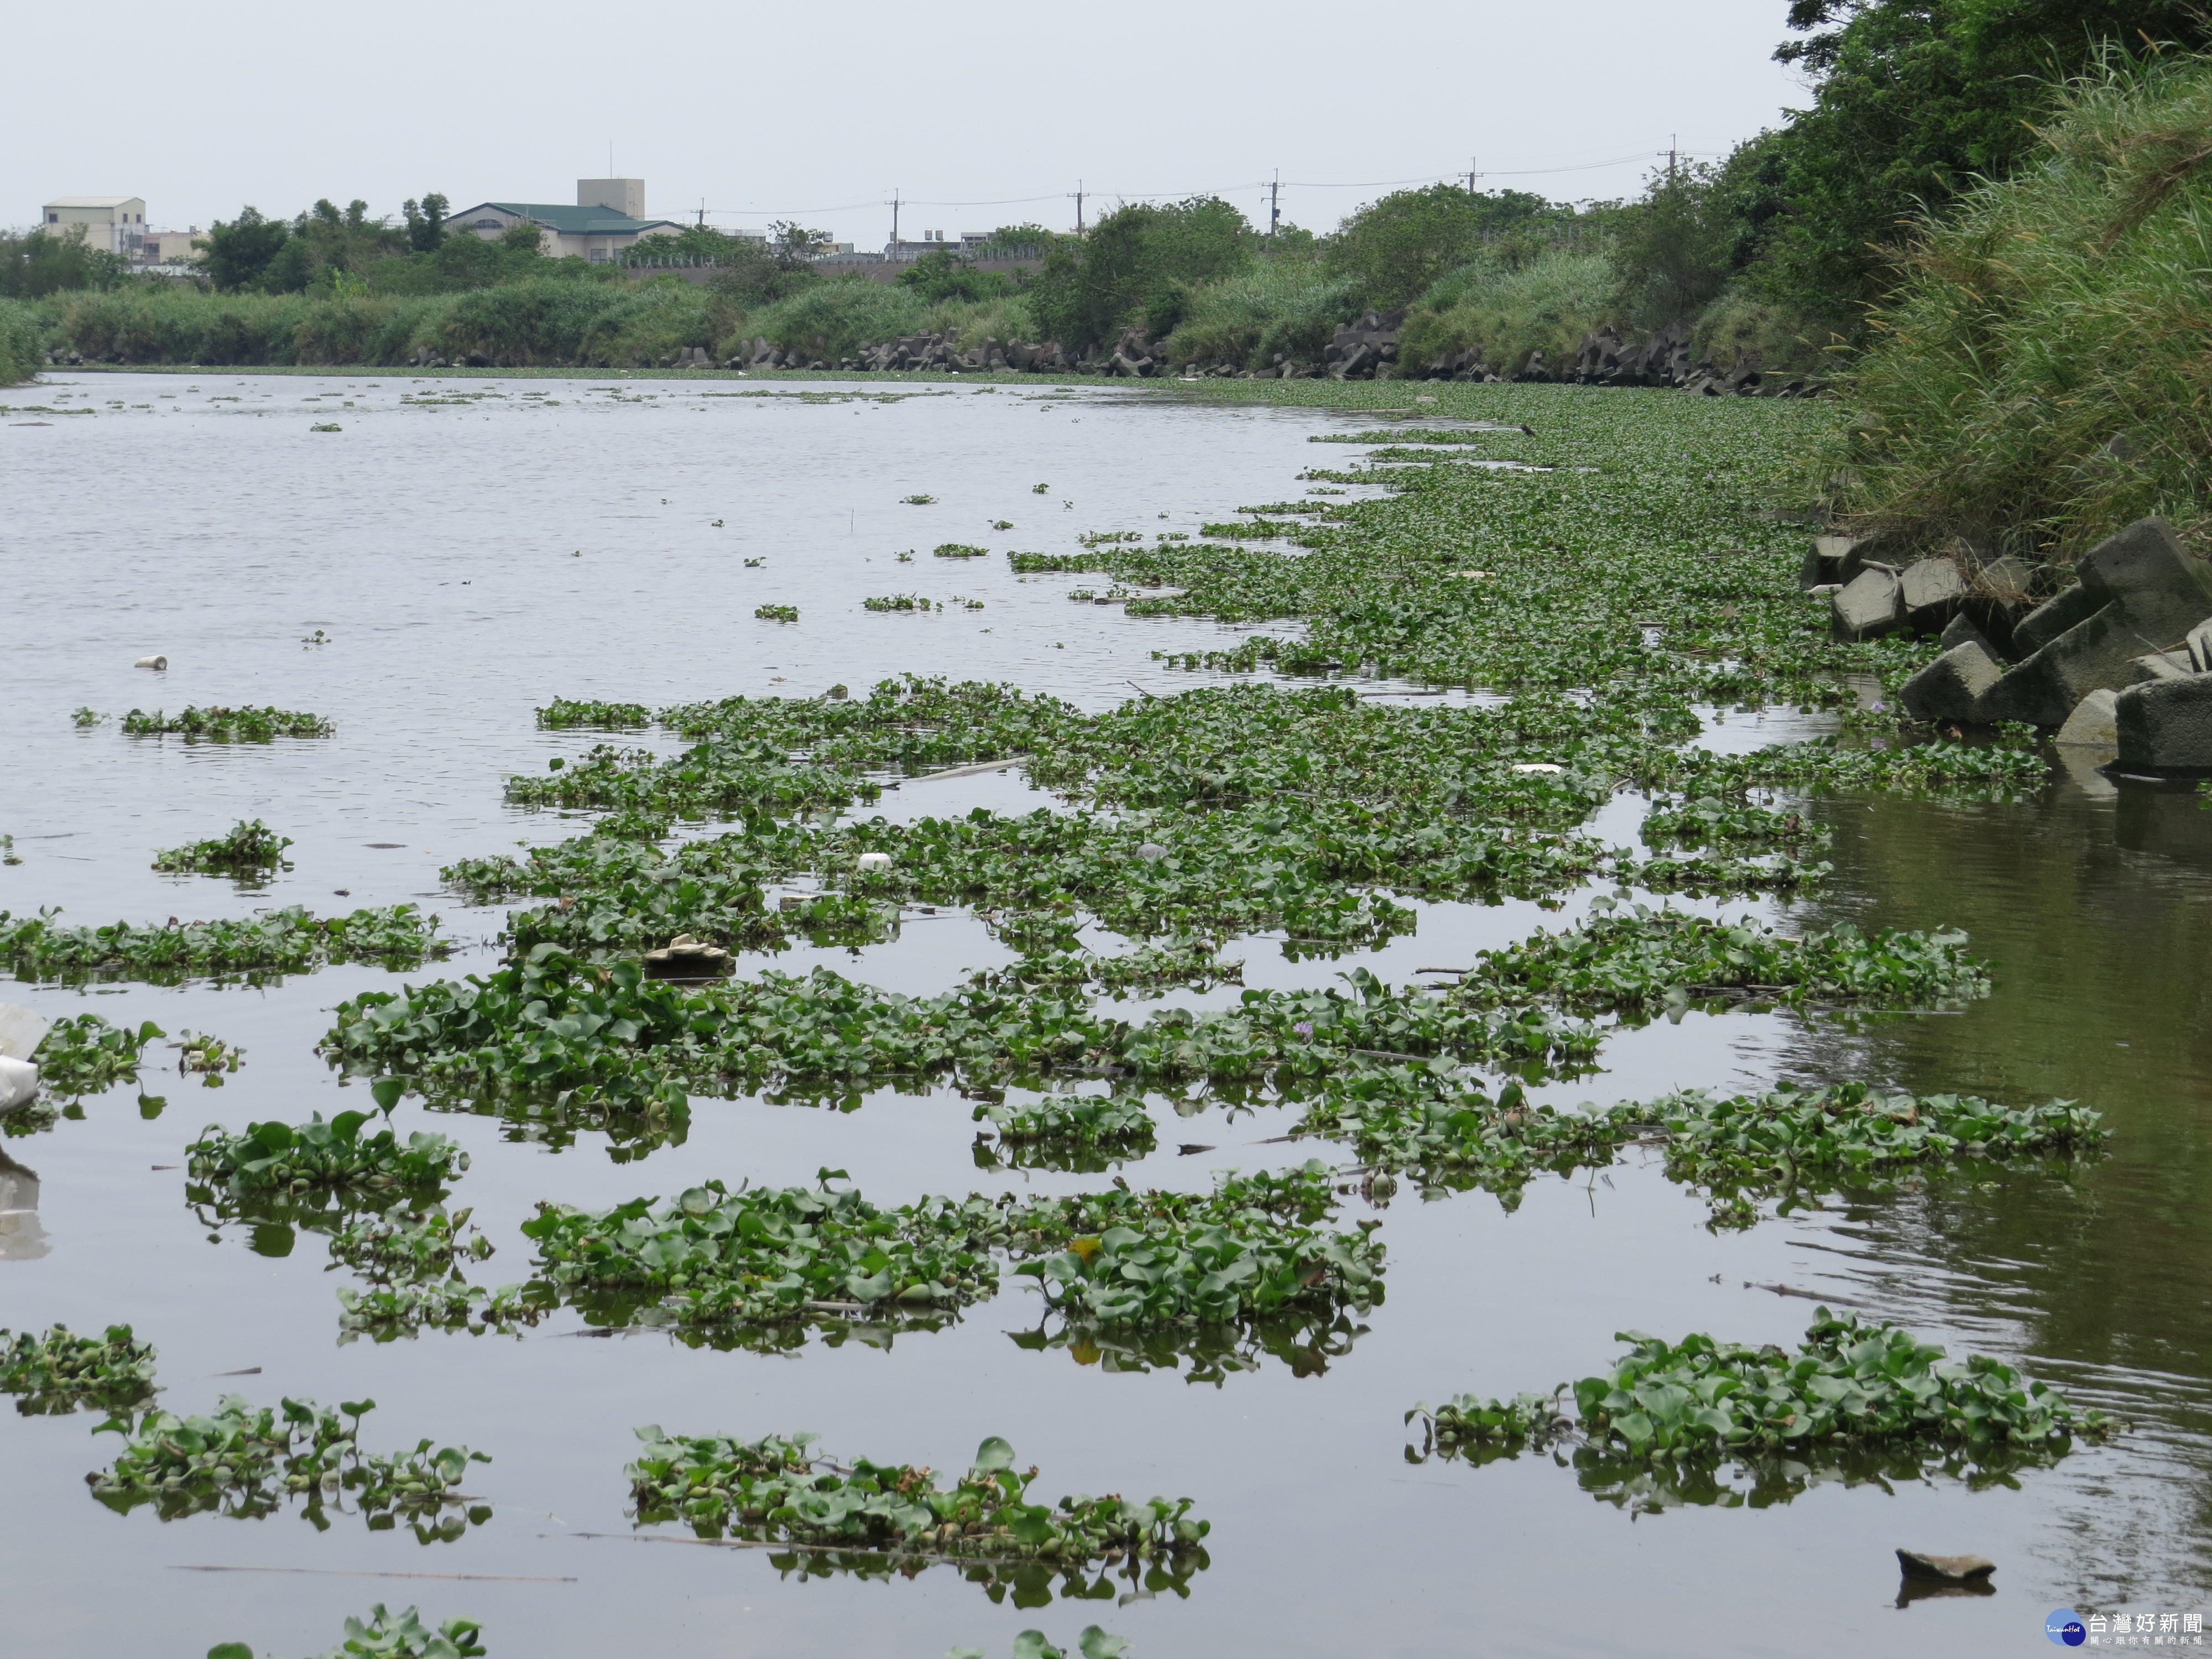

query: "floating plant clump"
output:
1406 1310 2116 1513
0 1323 158 1416
30 1013 166 1098
88 1393 491 1538
627 1429 1210 1600
0 904 446 986
121 706 333 741
153 820 292 877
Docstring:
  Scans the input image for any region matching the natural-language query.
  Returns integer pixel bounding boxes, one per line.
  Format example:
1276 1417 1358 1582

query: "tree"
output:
896 249 1015 304
403 193 449 253
1324 185 1561 310
200 207 291 291
1750 0 2212 325
0 225 128 298
1027 197 1256 349
1608 164 1739 326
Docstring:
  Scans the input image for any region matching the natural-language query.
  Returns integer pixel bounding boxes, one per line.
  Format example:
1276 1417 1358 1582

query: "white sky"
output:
9 0 1811 247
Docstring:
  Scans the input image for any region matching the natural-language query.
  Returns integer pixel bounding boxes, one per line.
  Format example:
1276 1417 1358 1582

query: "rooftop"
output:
470 201 677 235
44 195 142 209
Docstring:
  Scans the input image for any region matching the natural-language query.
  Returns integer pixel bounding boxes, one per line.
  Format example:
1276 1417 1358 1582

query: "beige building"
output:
444 179 683 264
140 228 204 265
42 196 148 257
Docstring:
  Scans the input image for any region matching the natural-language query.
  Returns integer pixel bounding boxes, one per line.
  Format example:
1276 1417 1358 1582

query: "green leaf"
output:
369 1077 408 1112
1078 1629 1131 1659
972 1435 1016 1472
207 1646 254 1659
1011 1634 1065 1659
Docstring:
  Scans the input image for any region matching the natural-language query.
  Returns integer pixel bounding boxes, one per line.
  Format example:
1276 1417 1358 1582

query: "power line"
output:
689 145 1720 226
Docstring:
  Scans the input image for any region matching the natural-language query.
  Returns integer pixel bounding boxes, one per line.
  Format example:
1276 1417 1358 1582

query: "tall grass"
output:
1832 54 2212 556
1160 261 1363 368
1398 251 1619 374
0 297 43 385
732 281 931 362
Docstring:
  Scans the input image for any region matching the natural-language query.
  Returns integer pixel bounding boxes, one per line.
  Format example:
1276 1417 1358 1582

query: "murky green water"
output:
2 372 2205 1658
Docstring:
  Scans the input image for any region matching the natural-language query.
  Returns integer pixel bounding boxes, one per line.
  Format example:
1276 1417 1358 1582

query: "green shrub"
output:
1162 260 1364 368
1825 55 2212 554
735 280 928 362
1399 250 1618 375
0 296 42 385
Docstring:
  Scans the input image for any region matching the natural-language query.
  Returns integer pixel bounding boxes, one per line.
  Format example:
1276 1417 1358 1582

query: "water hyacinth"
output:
152 820 294 876
121 705 333 740
1408 1310 2116 1503
0 1323 159 1415
88 1393 492 1536
29 1013 166 1098
626 1428 1210 1582
188 1111 469 1193
0 904 447 986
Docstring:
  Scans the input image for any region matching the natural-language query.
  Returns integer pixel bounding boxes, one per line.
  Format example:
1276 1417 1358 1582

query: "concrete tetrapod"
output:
2117 675 2212 771
1830 567 1905 641
1901 641 2006 723
2055 689 2120 748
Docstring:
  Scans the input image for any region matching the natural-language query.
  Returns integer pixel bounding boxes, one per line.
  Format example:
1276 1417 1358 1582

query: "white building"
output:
41 196 147 258
442 179 684 264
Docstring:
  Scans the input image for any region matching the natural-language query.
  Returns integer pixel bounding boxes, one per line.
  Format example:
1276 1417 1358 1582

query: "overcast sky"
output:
11 0 1811 248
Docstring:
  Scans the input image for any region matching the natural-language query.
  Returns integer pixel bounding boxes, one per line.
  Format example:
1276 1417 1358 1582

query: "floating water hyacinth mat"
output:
627 1430 1209 1600
188 1110 468 1195
0 1323 158 1415
153 820 293 876
1405 1310 2115 1512
323 949 1598 1114
89 1394 491 1538
208 1603 487 1659
509 1165 1377 1348
32 1014 166 1097
122 706 333 740
0 905 446 985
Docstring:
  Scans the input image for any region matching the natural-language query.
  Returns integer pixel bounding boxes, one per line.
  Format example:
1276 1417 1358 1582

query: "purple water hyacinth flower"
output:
1293 1021 1314 1040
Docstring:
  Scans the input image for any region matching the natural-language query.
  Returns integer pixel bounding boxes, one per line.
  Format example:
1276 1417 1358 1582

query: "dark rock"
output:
2056 688 2120 747
1896 1551 1996 1583
2117 674 2212 770
1832 567 1905 640
1901 640 2005 722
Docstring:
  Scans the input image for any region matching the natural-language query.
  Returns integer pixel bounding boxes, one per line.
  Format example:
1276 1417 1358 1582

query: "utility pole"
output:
890 190 901 250
1668 135 1678 184
697 198 707 229
1269 170 1280 242
1469 156 1478 195
1074 180 1084 236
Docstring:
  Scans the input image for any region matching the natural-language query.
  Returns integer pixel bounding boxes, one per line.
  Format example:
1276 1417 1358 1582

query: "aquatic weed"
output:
89 1394 491 1537
122 707 333 741
0 1323 158 1416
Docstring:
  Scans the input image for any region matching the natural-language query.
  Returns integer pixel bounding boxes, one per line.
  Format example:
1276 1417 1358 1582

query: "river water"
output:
2 370 2206 1658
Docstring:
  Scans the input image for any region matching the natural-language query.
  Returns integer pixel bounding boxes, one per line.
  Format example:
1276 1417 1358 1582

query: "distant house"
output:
139 228 203 265
42 196 147 258
443 179 684 263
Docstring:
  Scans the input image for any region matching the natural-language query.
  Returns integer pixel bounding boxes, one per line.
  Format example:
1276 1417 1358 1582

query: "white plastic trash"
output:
134 655 168 670
1511 763 1567 775
1136 843 1169 861
856 852 893 872
0 1003 51 1061
0 1056 38 1114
